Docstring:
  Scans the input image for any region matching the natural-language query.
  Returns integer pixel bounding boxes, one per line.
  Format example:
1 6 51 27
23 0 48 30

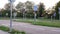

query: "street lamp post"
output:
8 0 15 32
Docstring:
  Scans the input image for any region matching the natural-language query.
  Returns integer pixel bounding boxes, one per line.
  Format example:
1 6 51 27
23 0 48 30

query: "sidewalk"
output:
0 30 9 34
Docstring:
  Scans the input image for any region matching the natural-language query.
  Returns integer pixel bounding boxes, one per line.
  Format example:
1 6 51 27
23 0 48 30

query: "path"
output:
0 20 60 34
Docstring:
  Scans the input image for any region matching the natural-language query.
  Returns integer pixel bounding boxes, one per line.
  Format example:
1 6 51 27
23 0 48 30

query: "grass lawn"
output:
0 17 9 20
15 18 60 28
0 26 25 34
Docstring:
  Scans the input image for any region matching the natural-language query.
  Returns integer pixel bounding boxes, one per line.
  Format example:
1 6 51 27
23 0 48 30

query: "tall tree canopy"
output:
16 2 24 10
25 1 34 13
55 1 60 19
38 3 45 17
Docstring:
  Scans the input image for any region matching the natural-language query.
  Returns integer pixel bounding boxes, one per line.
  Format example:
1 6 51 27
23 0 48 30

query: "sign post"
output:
22 7 26 20
13 12 17 19
53 12 56 20
33 5 38 23
58 7 60 20
6 13 8 17
8 0 15 32
51 16 53 21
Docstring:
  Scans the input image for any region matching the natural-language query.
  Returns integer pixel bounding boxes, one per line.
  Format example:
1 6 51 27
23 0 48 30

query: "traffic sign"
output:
8 0 15 3
33 5 38 11
53 12 56 16
13 12 17 17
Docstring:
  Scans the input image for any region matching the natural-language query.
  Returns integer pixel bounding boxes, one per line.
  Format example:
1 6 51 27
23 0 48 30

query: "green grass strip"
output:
0 26 25 34
15 19 60 28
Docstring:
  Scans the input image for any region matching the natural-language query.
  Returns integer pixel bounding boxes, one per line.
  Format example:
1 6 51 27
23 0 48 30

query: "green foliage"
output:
17 12 23 17
15 18 60 28
25 1 33 9
38 3 45 17
0 3 17 17
1 9 10 17
26 12 34 18
4 3 10 10
0 26 9 31
16 2 24 9
55 1 60 19
16 1 34 18
0 26 25 34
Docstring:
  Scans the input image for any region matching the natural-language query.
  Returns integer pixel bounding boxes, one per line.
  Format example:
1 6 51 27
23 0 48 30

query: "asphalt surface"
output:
0 30 9 34
0 20 60 34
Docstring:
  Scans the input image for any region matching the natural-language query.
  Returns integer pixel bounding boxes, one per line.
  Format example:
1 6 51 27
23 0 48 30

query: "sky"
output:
0 0 60 9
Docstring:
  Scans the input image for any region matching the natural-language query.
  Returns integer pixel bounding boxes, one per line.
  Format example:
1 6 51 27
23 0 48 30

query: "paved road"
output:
0 20 60 34
0 30 9 34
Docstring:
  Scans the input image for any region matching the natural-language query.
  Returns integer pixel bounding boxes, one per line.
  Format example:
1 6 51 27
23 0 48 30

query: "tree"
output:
4 3 10 10
0 9 6 17
38 3 45 17
25 1 34 13
16 1 34 18
25 1 34 18
16 2 24 11
55 1 60 19
16 2 25 17
4 3 16 17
